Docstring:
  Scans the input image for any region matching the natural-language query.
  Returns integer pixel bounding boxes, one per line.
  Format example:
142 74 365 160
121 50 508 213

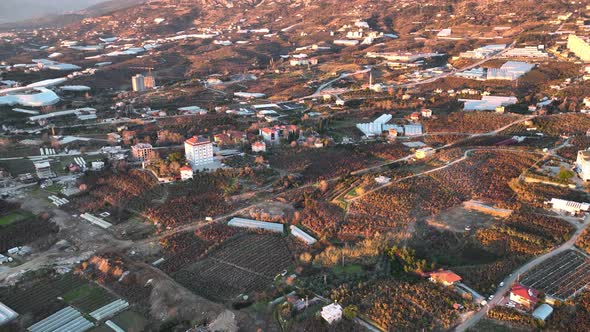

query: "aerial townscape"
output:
2 0 590 331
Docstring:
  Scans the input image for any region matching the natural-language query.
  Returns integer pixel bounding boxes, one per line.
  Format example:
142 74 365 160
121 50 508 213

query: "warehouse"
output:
290 225 317 245
228 217 284 233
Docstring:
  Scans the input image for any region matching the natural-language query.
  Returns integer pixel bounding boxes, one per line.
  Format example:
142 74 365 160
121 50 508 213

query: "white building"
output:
180 165 193 180
547 198 590 215
290 225 317 245
487 61 535 81
576 150 590 181
252 141 266 153
375 175 391 185
184 136 214 170
228 217 284 233
321 303 343 324
259 125 298 145
461 95 518 111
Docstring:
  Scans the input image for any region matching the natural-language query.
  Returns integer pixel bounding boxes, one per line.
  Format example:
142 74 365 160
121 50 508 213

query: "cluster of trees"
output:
387 245 433 277
534 114 590 137
454 257 525 295
72 170 161 215
268 146 370 183
294 198 344 239
0 214 58 252
546 291 590 331
0 199 19 215
431 151 538 204
487 306 535 326
350 176 462 225
423 112 520 134
576 230 590 255
356 142 407 161
156 130 184 145
147 152 186 178
331 279 467 331
145 172 232 228
313 236 386 267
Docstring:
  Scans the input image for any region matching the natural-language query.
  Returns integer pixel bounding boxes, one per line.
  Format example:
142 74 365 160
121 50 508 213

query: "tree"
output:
343 305 359 320
557 166 574 183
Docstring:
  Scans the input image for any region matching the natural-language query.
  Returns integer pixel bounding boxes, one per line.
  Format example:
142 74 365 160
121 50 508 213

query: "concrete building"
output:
34 161 55 179
462 95 518 111
184 136 214 169
321 303 343 324
131 143 154 161
567 35 590 62
131 74 145 92
487 61 535 80
576 150 590 181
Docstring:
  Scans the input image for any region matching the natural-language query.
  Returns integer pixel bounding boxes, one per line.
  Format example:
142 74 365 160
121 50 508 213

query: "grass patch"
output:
63 284 94 303
0 211 33 227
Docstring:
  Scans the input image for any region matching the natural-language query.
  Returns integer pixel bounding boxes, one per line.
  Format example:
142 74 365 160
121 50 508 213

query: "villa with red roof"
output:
184 135 214 170
510 283 539 309
428 270 462 286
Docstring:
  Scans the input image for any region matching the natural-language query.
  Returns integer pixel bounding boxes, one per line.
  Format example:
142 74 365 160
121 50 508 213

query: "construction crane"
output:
129 66 154 74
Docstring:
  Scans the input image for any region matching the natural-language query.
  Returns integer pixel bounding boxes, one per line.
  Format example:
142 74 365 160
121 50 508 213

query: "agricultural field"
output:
520 250 590 301
331 279 472 331
0 273 88 326
174 234 293 302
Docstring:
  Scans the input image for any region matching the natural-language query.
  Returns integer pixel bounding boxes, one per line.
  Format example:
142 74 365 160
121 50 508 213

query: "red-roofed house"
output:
180 165 193 180
410 112 421 121
252 141 266 153
421 109 433 118
429 270 462 286
184 136 214 169
510 284 539 309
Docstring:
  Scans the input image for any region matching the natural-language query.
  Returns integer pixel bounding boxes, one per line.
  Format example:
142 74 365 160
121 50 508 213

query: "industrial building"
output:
0 302 18 326
290 225 317 245
461 95 518 111
567 35 590 62
28 307 93 332
547 198 590 216
228 217 284 233
131 73 156 92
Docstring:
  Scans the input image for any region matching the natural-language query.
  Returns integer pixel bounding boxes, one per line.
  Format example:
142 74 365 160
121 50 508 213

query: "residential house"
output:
252 141 266 153
421 109 433 118
510 284 539 309
180 165 193 180
259 125 298 145
416 147 435 159
428 270 462 286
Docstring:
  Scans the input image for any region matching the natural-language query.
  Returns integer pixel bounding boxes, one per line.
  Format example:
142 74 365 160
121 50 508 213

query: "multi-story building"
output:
131 143 154 161
131 74 145 92
184 136 214 169
510 284 539 310
567 35 590 62
576 150 590 181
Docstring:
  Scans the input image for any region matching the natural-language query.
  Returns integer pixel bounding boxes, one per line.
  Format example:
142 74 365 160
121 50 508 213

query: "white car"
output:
499 282 505 287
488 295 494 301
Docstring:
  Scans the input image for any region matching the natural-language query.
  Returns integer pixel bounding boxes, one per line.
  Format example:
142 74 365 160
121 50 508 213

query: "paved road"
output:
455 214 590 332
